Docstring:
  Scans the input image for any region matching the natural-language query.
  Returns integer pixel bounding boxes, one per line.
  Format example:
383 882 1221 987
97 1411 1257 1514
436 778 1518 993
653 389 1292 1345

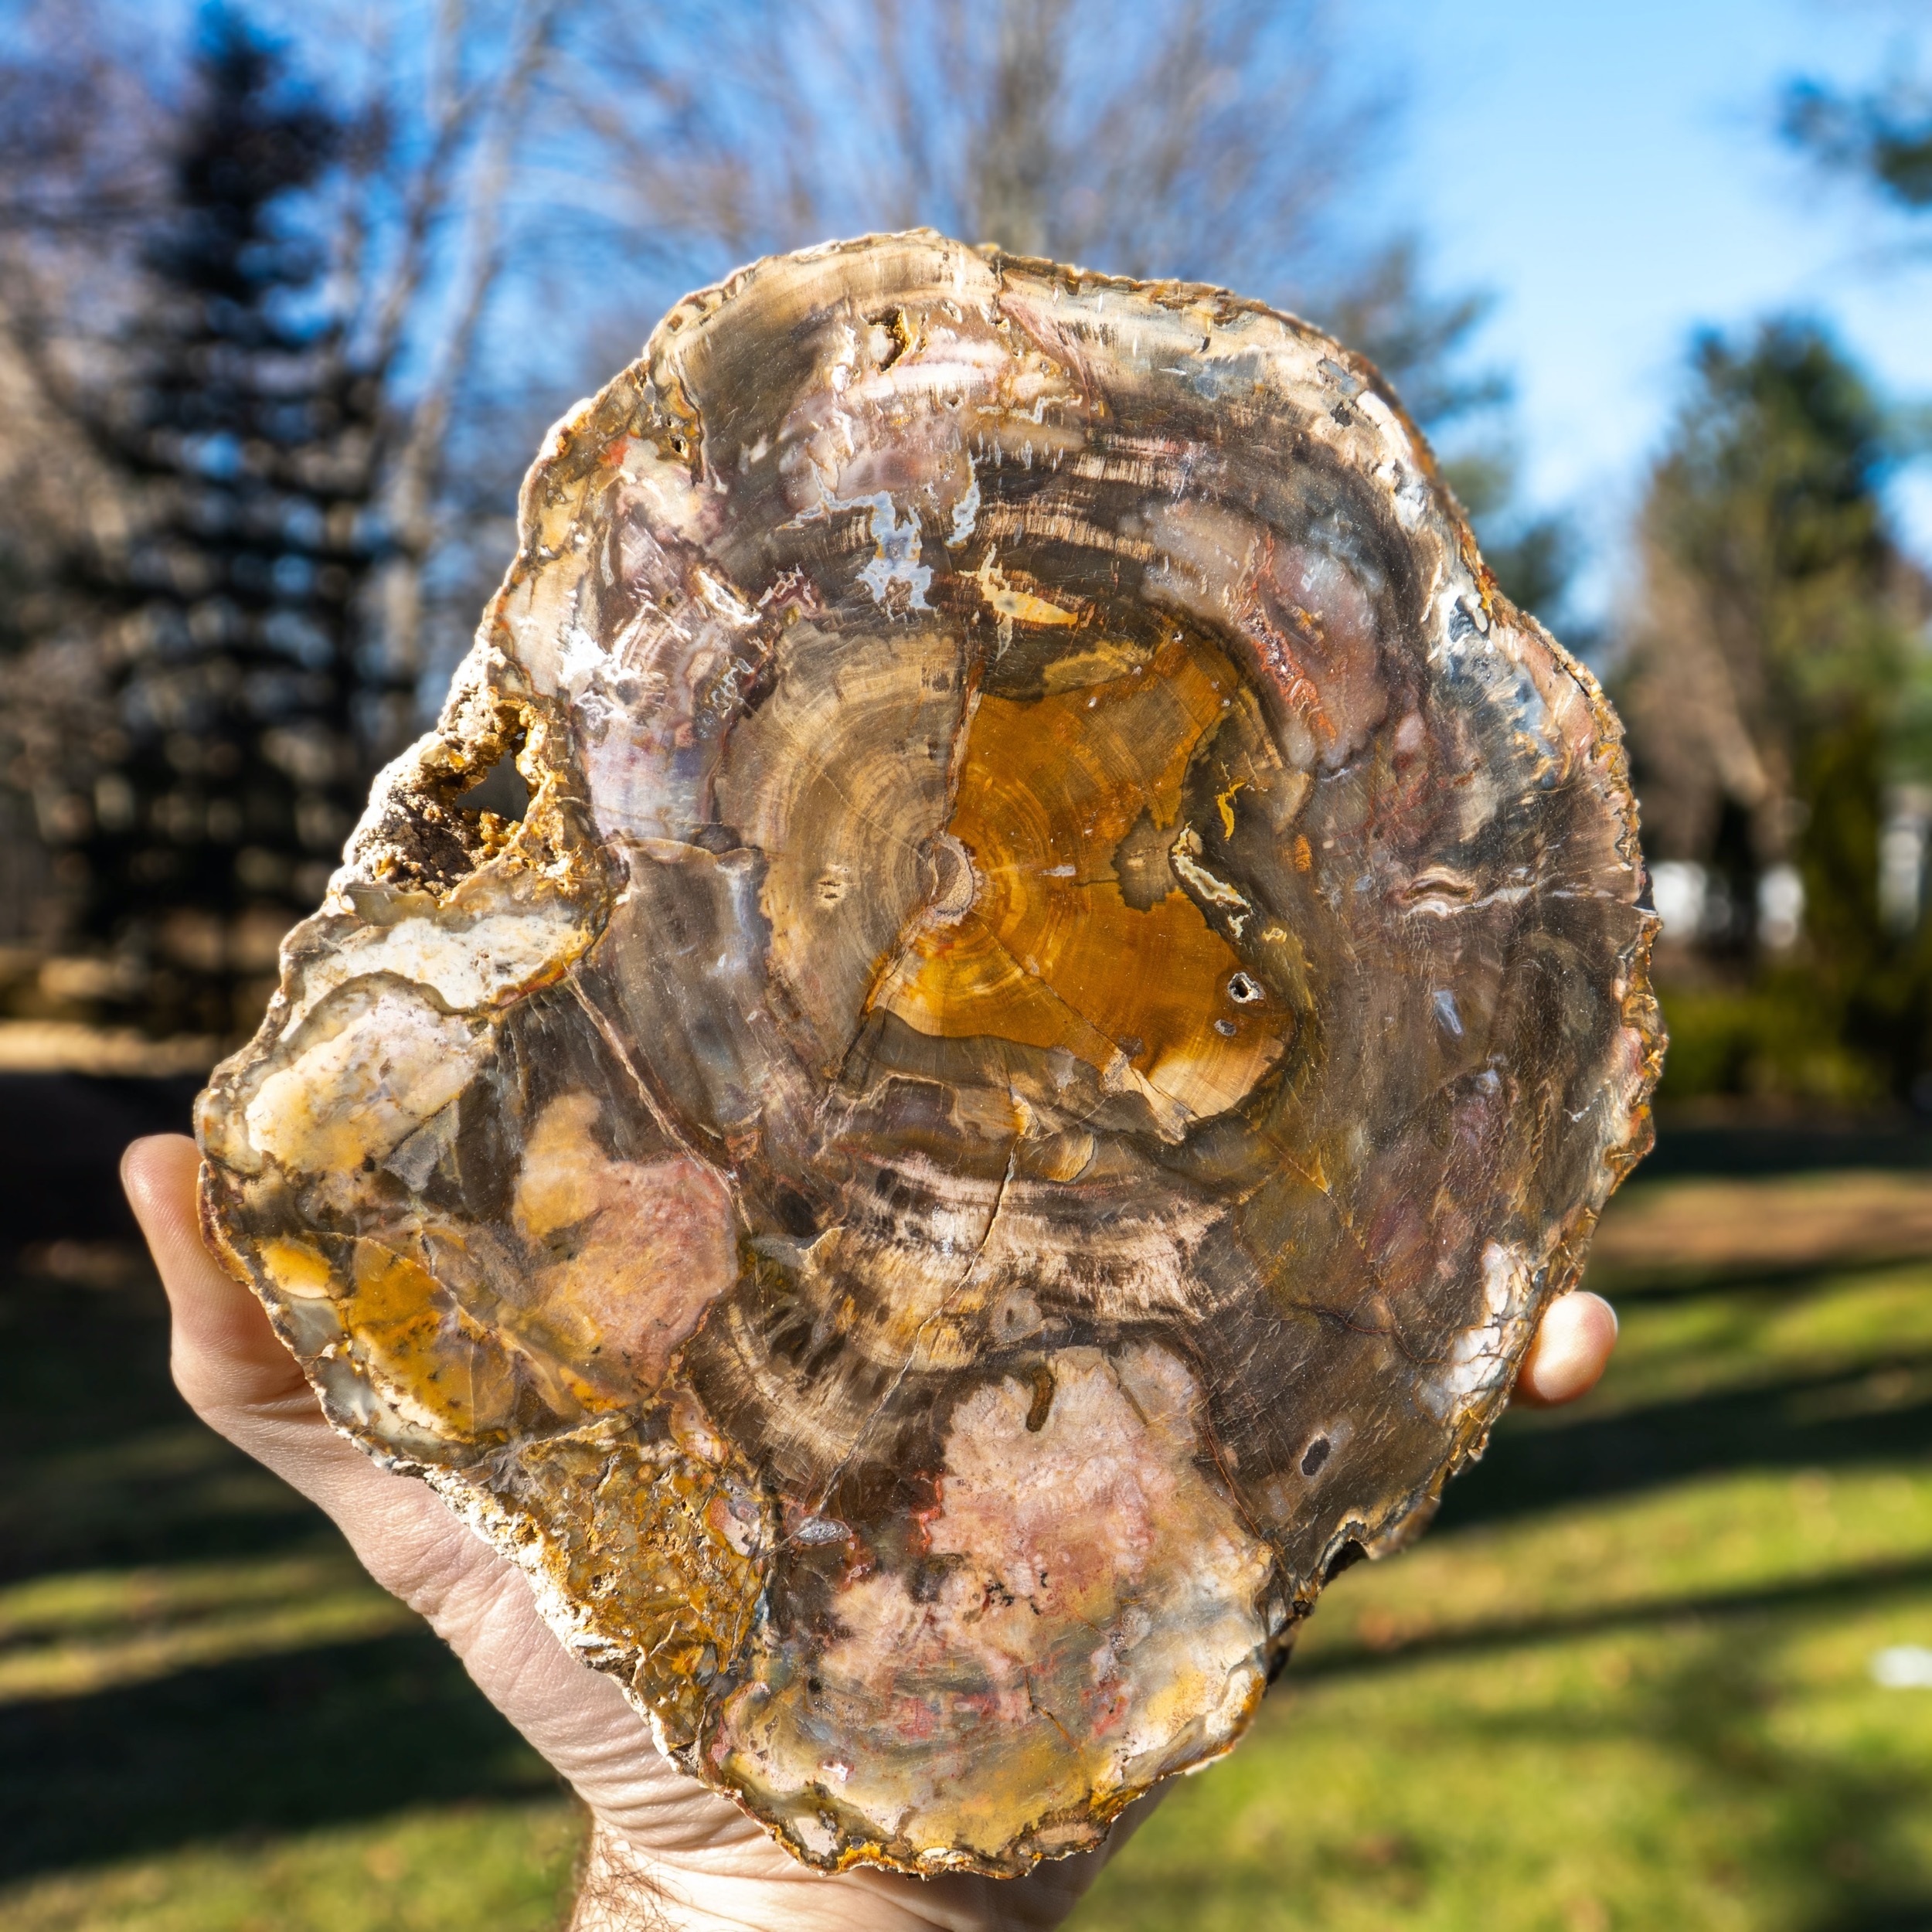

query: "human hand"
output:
124 1133 1616 1931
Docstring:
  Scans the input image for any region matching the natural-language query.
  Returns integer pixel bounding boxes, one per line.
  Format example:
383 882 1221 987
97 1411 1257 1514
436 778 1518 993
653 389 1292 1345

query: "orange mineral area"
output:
867 632 1291 1132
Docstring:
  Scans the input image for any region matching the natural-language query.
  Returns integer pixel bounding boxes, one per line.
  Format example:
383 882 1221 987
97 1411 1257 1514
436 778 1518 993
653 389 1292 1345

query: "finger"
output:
122 1133 308 1415
1512 1288 1617 1406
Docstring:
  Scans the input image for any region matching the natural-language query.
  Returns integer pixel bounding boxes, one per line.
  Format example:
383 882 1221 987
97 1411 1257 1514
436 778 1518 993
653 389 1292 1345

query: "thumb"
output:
121 1132 312 1420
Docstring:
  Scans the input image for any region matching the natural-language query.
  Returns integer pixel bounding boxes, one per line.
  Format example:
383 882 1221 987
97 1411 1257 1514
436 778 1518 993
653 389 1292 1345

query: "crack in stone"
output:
804 1131 1022 1519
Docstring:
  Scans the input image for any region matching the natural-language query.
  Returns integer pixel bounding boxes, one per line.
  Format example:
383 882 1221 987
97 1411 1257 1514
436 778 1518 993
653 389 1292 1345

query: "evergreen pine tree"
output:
71 5 392 1036
1619 321 1932 1099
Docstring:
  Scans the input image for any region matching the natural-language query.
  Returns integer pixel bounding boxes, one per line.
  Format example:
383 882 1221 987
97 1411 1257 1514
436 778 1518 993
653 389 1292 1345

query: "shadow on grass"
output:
0 1080 571 1888
1625 1627 1932 1932
0 1629 562 1883
5 1078 1929 1902
1095 1597 1932 1931
1804 1907 1932 1930
0 1074 200 1249
0 1074 326 1589
1440 1352 1932 1532
1589 1245 1932 1302
0 1260 321 1587
1638 1121 1932 1180
1299 1550 1932 1680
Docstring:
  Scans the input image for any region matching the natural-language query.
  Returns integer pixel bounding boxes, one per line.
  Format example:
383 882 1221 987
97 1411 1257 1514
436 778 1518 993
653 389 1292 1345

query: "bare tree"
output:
223 0 1427 701
547 0 1391 311
328 0 573 689
536 1 1558 620
0 0 1436 758
0 0 581 689
976 0 1071 257
0 11 495 1028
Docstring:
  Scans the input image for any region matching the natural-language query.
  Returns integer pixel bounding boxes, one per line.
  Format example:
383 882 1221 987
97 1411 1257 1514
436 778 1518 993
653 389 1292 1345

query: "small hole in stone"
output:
465 745 529 823
868 306 912 369
1214 1017 1237 1037
774 1186 818 1237
1228 971 1264 1004
1301 1436 1332 1477
1323 1538 1366 1582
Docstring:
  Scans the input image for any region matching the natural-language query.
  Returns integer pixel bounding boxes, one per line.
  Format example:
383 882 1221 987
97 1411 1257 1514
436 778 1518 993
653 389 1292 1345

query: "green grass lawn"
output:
4 1166 1930 1930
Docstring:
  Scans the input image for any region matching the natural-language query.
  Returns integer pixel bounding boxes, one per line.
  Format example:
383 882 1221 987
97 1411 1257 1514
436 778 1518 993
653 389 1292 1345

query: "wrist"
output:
570 1823 676 1931
568 1823 852 1932
567 1821 998 1932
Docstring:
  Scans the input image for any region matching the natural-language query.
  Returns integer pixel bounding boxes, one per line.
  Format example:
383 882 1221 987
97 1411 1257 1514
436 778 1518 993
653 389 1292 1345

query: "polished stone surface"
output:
198 233 1662 1876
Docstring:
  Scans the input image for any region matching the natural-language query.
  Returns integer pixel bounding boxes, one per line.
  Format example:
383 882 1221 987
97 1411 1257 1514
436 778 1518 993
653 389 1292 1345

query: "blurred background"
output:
0 0 1928 1926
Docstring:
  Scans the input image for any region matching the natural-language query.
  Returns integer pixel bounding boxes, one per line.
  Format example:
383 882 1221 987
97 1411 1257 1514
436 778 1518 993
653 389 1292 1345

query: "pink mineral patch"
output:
515 1093 737 1394
709 1345 1270 1866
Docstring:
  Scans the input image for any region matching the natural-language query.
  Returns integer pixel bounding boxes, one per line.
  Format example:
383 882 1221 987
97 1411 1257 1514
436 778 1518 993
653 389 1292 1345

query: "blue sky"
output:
1361 0 1932 618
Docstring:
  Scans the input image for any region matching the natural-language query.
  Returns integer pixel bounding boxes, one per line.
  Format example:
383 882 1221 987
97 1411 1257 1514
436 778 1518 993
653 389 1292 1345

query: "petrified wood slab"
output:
197 232 1662 1876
